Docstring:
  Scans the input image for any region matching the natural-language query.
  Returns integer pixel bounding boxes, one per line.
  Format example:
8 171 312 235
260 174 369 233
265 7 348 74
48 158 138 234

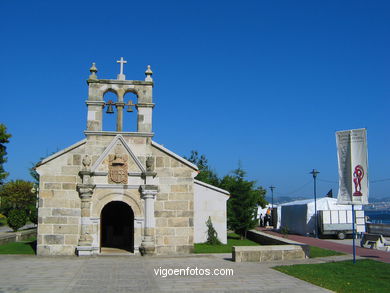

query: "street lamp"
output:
31 184 39 209
269 186 275 209
310 169 320 238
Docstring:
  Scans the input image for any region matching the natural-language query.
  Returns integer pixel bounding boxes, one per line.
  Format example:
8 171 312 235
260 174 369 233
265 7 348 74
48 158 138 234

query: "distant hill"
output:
266 195 311 204
369 197 390 203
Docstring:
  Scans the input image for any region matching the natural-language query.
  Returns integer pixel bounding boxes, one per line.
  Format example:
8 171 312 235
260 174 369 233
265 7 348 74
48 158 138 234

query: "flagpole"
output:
352 204 356 264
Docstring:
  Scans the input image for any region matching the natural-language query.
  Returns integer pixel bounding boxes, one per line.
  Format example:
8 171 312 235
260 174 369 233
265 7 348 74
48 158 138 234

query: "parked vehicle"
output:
319 209 365 239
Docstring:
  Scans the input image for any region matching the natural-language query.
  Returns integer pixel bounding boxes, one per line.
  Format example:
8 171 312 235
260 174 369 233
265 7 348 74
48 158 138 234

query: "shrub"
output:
280 226 289 238
7 209 27 232
206 217 221 245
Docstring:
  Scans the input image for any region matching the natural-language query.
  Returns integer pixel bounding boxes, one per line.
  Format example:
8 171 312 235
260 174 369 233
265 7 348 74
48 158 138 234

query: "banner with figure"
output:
336 129 369 205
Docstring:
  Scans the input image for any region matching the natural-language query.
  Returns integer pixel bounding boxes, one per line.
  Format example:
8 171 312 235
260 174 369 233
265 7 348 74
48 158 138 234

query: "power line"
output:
318 179 336 183
370 178 390 183
276 180 312 196
318 178 390 184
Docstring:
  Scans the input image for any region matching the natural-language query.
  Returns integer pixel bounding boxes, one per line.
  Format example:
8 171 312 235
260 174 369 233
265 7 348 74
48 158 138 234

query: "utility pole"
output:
269 186 276 227
269 186 275 209
310 169 320 238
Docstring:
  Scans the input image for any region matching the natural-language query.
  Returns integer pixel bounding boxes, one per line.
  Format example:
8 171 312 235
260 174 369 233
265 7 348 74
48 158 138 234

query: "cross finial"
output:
117 57 127 80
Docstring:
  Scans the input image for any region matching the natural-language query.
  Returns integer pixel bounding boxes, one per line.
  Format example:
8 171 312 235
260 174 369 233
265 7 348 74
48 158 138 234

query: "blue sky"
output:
1 1 389 200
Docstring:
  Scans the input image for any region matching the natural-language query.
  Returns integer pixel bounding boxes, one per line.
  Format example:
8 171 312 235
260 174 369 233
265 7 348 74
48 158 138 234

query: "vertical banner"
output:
336 129 369 205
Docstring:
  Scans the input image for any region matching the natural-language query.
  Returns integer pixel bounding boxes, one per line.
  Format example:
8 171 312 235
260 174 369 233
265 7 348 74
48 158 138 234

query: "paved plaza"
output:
0 254 335 293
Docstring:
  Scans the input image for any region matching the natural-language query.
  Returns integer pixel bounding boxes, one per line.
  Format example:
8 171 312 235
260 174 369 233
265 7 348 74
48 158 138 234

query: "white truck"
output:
319 210 365 239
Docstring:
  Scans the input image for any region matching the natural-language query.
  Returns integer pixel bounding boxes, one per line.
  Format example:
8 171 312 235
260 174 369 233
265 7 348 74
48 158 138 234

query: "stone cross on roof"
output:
117 57 127 80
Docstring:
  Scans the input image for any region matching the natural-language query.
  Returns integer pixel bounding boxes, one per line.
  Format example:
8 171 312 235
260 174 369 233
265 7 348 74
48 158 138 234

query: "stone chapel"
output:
35 59 229 256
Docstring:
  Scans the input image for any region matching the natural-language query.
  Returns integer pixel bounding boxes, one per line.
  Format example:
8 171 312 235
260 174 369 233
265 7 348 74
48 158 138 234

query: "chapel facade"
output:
36 59 228 256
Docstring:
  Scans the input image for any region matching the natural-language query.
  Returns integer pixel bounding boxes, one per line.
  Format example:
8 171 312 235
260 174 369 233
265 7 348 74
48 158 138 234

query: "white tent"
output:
276 197 362 236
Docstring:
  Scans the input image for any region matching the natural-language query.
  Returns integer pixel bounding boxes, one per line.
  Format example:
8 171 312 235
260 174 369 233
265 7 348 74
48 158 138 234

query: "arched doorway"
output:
100 201 134 253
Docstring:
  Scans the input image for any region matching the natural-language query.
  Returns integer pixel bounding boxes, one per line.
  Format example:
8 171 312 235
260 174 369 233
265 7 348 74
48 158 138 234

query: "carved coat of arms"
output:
108 154 128 184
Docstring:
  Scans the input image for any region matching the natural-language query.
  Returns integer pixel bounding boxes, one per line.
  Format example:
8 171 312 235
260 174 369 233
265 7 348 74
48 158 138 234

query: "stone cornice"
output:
76 184 96 196
77 184 95 189
88 79 153 86
140 185 159 192
36 139 87 167
94 184 140 189
85 101 105 106
140 185 159 199
194 179 230 196
92 171 142 177
141 171 157 179
79 170 93 176
151 141 198 171
84 131 154 137
136 103 155 109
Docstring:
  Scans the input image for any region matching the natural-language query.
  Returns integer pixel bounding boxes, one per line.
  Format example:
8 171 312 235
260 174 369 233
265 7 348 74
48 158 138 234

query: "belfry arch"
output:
123 91 137 132
85 60 154 134
102 91 118 131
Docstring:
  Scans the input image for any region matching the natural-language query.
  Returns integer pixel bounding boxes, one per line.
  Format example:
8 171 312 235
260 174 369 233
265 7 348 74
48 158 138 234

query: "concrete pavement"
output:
3 227 382 292
0 254 335 293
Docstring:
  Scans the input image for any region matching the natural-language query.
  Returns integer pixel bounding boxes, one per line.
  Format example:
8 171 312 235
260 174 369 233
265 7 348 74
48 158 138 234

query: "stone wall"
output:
246 230 293 245
0 229 37 245
231 230 310 262
233 245 308 262
37 134 198 256
152 144 197 255
36 140 86 255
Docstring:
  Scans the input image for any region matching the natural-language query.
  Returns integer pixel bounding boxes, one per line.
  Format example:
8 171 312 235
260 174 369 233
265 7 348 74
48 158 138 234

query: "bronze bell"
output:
126 100 134 112
106 100 114 114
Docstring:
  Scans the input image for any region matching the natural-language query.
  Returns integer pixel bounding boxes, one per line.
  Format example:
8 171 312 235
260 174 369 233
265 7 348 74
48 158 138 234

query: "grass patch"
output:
194 233 259 253
0 237 36 254
274 259 390 293
309 246 345 258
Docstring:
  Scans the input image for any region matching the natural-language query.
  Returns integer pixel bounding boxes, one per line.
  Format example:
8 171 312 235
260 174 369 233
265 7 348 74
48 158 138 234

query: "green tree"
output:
0 124 11 184
7 209 27 232
184 150 220 186
206 216 221 245
221 167 267 239
0 180 36 217
29 164 39 185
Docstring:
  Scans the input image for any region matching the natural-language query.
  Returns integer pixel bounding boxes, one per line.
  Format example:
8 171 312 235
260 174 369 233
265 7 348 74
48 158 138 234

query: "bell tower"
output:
85 58 154 135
